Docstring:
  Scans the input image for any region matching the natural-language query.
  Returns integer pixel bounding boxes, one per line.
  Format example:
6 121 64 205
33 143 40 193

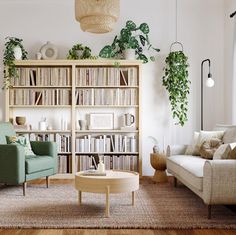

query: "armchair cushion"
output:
25 155 55 174
6 135 35 156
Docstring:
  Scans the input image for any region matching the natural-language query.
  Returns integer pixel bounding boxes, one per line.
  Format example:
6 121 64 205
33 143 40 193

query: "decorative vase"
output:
124 49 136 60
13 46 22 60
40 41 58 60
15 116 26 125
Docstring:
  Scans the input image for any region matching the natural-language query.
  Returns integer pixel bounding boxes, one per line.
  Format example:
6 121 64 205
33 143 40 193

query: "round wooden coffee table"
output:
75 170 139 217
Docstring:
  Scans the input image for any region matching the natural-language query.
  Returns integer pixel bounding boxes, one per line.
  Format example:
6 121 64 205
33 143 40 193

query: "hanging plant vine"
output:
162 51 190 126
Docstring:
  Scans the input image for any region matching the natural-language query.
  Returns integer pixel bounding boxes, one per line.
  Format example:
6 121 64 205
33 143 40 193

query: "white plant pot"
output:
13 46 22 60
124 49 136 60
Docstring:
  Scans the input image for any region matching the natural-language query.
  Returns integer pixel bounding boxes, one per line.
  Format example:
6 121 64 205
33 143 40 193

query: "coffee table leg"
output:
78 190 82 205
106 186 110 217
132 191 135 206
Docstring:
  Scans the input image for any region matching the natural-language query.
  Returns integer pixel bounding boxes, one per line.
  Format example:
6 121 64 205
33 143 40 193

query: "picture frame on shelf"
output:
88 113 114 130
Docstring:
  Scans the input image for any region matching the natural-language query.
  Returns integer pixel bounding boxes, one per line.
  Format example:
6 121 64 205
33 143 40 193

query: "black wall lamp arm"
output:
230 11 236 18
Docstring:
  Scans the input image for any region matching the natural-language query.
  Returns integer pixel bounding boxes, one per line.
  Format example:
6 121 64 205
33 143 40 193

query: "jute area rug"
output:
0 180 235 229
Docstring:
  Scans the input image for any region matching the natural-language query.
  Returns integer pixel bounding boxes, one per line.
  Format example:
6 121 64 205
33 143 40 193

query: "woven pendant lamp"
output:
75 0 120 34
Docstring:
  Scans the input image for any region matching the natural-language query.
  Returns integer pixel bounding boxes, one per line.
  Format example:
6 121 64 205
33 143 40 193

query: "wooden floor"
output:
0 179 235 235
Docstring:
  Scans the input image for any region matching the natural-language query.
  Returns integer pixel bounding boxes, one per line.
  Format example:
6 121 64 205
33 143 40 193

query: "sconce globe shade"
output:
205 77 215 88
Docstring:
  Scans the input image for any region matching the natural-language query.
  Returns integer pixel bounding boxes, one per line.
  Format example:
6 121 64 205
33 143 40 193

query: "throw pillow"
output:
199 138 223 159
213 143 236 159
193 130 225 156
222 128 236 144
6 135 35 156
185 131 199 155
228 144 236 159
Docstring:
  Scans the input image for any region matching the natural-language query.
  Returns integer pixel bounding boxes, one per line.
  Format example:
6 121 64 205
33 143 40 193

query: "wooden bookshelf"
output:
5 59 142 178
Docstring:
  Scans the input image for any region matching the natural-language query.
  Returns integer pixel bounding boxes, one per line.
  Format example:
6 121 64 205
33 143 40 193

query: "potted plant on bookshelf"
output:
3 37 28 89
67 43 97 60
162 50 190 126
99 20 160 63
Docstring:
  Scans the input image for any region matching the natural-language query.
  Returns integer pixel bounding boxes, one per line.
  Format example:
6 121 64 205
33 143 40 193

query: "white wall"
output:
0 0 225 175
224 0 236 124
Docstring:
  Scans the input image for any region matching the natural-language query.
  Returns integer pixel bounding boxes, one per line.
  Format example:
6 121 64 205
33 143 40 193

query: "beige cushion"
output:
199 138 223 159
185 132 199 155
213 143 236 159
223 128 236 144
193 131 224 156
167 155 206 191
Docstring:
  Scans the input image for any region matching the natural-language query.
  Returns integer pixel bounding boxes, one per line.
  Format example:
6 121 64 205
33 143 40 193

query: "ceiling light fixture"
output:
75 0 120 34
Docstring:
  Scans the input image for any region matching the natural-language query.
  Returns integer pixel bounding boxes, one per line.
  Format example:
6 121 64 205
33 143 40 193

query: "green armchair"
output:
0 122 57 195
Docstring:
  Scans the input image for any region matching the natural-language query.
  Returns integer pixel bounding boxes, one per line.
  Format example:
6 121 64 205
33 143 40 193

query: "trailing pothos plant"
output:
3 37 28 89
99 20 160 63
67 43 97 60
162 51 190 126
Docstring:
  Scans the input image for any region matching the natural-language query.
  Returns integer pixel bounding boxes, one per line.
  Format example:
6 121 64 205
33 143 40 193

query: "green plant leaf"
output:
139 23 149 34
126 20 136 30
137 54 148 63
99 45 113 58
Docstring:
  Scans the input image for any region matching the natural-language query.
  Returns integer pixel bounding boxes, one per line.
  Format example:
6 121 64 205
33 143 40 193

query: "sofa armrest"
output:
0 144 25 184
166 145 188 157
203 160 236 205
30 141 58 174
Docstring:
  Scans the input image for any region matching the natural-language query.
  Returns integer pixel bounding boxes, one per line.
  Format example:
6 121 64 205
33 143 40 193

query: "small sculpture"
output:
148 136 160 153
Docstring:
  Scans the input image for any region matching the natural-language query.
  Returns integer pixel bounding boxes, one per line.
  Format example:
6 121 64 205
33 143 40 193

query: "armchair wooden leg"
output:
173 177 177 187
46 176 50 188
207 205 212 219
23 182 27 196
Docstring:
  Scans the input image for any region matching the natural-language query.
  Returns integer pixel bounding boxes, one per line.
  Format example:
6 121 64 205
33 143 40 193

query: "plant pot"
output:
75 50 83 59
13 46 22 60
124 49 136 60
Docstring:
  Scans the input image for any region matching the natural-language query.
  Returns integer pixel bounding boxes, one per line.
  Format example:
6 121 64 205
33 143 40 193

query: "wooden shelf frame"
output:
5 59 142 178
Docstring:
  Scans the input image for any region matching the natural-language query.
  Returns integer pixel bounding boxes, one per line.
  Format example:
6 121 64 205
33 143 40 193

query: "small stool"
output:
150 153 168 183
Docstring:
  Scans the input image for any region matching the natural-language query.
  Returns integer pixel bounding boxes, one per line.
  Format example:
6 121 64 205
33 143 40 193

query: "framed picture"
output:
89 113 114 130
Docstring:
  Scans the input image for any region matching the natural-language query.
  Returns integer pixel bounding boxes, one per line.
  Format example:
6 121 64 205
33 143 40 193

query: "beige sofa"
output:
166 125 236 219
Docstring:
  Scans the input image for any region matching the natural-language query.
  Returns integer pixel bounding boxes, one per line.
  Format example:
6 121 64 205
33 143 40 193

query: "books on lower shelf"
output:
75 134 137 153
75 88 137 106
56 134 72 153
58 155 72 173
75 155 137 172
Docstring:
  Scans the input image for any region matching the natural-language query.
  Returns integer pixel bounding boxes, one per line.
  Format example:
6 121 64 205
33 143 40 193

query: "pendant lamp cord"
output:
175 0 178 42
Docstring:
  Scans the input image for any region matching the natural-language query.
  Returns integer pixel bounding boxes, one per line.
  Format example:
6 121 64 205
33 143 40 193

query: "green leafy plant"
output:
162 51 190 126
3 37 28 89
67 43 97 60
99 20 160 63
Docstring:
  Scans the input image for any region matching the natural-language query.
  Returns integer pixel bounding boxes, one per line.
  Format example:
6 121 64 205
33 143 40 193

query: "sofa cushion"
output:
185 132 199 155
223 128 236 144
193 131 224 155
167 155 207 191
25 155 54 174
199 138 222 159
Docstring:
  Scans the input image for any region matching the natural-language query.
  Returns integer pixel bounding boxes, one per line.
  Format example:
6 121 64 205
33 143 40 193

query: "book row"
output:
58 155 72 174
75 134 138 153
27 133 71 153
12 67 71 86
9 89 71 105
75 88 137 106
75 67 138 86
76 155 138 172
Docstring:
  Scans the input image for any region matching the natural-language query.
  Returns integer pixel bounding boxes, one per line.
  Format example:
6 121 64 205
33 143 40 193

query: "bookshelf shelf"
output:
16 130 71 134
5 59 142 177
75 130 139 133
9 105 71 108
75 152 139 155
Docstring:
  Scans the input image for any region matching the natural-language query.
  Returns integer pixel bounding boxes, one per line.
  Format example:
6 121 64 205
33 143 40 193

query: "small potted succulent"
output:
99 20 160 63
67 43 97 60
3 37 28 89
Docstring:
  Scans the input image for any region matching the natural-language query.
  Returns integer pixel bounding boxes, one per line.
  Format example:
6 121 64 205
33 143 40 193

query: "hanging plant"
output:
67 43 97 60
162 50 190 126
3 37 28 89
